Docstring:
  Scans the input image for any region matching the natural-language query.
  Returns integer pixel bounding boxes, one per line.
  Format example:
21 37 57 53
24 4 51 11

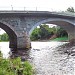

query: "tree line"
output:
66 7 75 12
30 25 68 41
0 33 9 41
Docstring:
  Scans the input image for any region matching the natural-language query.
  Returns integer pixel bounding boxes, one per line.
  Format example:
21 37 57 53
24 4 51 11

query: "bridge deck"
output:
0 11 74 18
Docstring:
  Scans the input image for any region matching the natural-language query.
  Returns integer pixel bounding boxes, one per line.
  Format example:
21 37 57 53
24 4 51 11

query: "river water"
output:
0 42 75 75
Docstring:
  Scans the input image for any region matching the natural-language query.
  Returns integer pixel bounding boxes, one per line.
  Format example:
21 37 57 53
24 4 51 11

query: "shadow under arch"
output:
29 18 74 36
0 21 17 49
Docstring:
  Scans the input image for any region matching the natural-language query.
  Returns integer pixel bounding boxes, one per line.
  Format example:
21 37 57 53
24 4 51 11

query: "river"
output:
0 42 75 75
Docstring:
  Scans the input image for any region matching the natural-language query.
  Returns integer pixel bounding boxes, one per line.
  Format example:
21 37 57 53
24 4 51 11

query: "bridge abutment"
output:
9 39 17 48
68 32 75 41
68 26 75 41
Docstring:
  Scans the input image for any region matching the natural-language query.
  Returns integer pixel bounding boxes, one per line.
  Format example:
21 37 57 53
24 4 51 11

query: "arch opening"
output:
28 18 75 75
29 18 74 35
29 18 75 41
0 28 9 41
30 23 68 41
0 22 17 48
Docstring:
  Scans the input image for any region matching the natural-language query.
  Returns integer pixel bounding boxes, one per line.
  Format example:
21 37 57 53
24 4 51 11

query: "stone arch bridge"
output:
0 11 75 49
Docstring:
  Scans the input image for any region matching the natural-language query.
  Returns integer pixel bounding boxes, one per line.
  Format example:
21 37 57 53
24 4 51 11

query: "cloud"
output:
0 0 74 11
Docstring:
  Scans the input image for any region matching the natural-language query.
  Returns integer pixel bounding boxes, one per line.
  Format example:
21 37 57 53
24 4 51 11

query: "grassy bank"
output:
52 37 68 41
0 40 9 42
0 51 34 75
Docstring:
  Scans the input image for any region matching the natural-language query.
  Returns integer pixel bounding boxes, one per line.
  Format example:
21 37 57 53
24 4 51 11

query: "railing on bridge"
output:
0 6 74 17
0 6 59 11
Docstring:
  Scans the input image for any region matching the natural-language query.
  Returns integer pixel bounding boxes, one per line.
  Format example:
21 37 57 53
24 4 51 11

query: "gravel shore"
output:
30 42 75 75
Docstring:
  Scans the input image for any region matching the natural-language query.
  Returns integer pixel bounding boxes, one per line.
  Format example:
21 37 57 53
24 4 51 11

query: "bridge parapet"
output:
0 11 74 18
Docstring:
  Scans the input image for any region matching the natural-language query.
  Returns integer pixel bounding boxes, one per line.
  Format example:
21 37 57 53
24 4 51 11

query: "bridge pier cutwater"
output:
0 11 75 49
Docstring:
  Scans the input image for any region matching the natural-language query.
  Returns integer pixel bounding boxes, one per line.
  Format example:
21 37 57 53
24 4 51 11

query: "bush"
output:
0 51 33 75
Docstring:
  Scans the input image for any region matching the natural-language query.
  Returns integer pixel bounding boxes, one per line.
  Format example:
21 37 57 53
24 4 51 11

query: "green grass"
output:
52 37 68 41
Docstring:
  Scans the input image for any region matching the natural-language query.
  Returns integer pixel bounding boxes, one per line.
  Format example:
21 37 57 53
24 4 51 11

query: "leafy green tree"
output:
30 24 54 40
39 25 53 39
67 7 74 12
30 24 68 41
56 27 68 37
30 28 40 41
0 33 9 41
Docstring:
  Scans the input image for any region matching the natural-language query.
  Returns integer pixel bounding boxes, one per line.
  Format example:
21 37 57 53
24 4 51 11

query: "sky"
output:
0 0 75 34
0 28 5 34
0 0 74 11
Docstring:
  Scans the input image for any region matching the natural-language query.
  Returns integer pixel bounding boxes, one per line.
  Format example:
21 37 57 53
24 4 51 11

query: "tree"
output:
67 7 74 12
30 24 68 41
56 27 68 37
30 28 40 41
39 25 54 39
30 24 54 40
0 33 9 41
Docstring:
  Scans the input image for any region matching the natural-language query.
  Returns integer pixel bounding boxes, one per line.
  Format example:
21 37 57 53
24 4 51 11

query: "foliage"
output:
30 28 40 41
30 24 55 40
39 25 54 39
23 61 33 75
30 24 68 41
56 27 68 37
0 51 33 75
67 7 74 12
0 33 9 41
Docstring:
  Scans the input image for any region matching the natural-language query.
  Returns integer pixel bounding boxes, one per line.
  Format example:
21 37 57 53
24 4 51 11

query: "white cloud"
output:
0 0 74 11
0 28 5 34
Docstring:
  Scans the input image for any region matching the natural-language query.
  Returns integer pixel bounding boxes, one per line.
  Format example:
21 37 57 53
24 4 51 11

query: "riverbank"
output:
57 40 75 55
52 37 68 41
0 50 34 75
29 41 75 75
31 37 68 42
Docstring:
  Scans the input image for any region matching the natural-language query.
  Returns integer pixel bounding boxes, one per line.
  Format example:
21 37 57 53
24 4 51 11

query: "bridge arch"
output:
29 18 74 35
29 18 75 41
0 21 17 48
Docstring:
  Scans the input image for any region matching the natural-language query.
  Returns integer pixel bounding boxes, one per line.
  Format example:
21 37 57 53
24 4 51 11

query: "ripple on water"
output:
0 42 75 75
29 42 74 75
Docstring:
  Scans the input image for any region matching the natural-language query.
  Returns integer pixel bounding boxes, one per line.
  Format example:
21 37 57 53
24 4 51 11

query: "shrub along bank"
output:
0 51 33 75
